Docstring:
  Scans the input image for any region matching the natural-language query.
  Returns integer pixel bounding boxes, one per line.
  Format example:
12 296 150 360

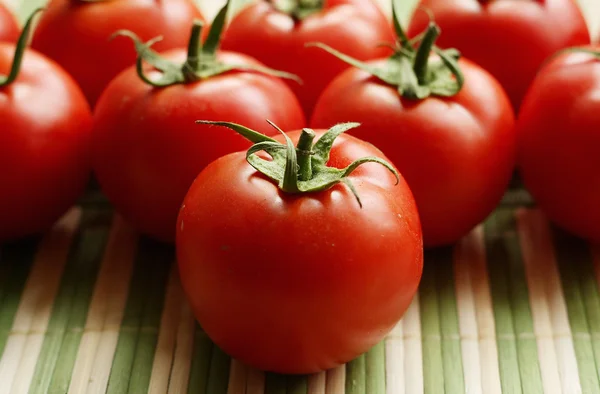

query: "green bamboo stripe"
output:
0 236 40 356
345 339 385 394
127 243 172 393
287 374 308 394
29 209 112 393
553 227 600 393
365 340 385 394
187 326 213 394
484 209 543 394
346 353 366 394
419 247 465 394
206 345 231 394
419 254 444 394
503 214 543 394
433 247 465 394
266 372 287 394
106 238 172 394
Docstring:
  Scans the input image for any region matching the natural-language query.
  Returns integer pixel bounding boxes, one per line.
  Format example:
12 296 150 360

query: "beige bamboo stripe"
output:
454 227 483 394
227 359 248 394
167 300 196 393
401 294 423 394
517 209 582 394
68 216 137 394
148 263 186 394
308 371 326 394
385 320 404 394
0 208 81 394
516 209 565 394
246 367 266 394
467 226 502 394
325 364 345 394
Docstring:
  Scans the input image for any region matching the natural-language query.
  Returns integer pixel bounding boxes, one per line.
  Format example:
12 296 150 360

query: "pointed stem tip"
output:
183 20 204 81
413 23 440 85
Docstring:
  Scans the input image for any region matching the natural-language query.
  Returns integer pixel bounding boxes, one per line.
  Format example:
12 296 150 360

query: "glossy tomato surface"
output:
0 44 92 241
0 3 18 43
517 48 600 242
408 0 590 110
92 50 306 243
177 130 423 374
221 0 394 117
31 0 204 107
311 58 516 247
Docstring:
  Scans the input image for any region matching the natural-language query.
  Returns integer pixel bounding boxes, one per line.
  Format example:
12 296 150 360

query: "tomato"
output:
310 13 516 247
220 0 394 117
92 6 306 243
408 0 590 111
177 121 423 374
0 3 19 43
30 0 204 107
517 47 600 243
0 11 92 241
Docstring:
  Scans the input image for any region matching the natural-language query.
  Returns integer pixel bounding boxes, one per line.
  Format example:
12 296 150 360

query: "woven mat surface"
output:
2 1 600 393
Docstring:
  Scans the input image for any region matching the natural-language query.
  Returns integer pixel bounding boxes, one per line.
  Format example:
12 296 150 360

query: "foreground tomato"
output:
408 0 590 111
311 7 516 247
177 120 423 374
0 11 92 241
517 47 600 242
92 2 305 243
31 0 204 107
220 0 394 116
0 3 18 43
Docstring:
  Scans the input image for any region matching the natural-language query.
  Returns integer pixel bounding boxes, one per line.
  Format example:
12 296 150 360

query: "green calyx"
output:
548 46 600 64
307 0 463 100
195 120 400 208
270 0 324 20
114 0 301 87
0 8 43 88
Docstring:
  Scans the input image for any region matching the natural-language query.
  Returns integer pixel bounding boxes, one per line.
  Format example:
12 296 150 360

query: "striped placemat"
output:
2 1 600 393
1 204 600 393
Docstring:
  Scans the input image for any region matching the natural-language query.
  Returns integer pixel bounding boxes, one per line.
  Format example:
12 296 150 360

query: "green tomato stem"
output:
117 0 300 87
197 120 399 208
0 8 43 88
270 0 324 20
296 128 316 181
413 23 440 86
182 20 204 82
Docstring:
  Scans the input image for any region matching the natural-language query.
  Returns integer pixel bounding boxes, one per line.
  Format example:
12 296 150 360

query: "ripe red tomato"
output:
0 3 19 43
30 0 204 107
311 17 516 247
177 121 423 374
517 47 600 243
408 0 590 111
92 12 306 243
220 0 394 117
0 12 92 241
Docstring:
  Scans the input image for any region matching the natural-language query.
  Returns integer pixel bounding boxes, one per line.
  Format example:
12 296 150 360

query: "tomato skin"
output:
517 48 600 242
311 58 516 247
0 44 92 241
92 50 306 243
177 130 423 374
0 3 19 43
408 0 590 111
30 0 204 107
220 0 394 117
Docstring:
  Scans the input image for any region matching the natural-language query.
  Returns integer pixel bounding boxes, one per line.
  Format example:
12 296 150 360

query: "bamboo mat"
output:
1 0 600 393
